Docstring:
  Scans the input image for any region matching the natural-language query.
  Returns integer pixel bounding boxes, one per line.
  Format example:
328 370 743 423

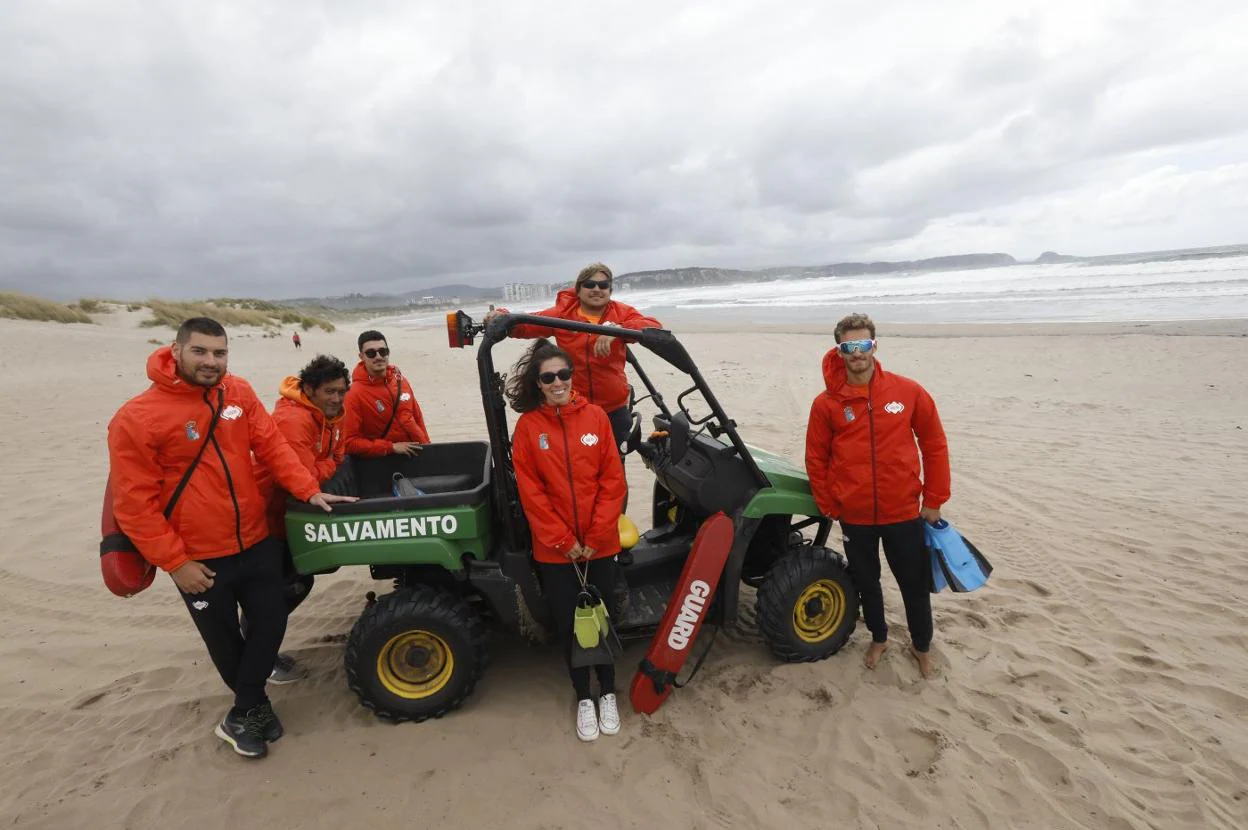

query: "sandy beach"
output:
2 310 1246 830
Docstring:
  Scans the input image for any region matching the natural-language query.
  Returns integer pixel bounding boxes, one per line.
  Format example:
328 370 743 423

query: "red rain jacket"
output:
805 351 950 525
506 290 662 412
511 394 627 564
343 363 430 456
107 347 321 572
255 375 346 539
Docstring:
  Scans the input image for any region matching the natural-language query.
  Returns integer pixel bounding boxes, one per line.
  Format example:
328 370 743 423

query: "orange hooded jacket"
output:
255 376 346 539
511 394 627 564
805 351 950 526
505 290 662 412
342 363 430 456
107 347 321 572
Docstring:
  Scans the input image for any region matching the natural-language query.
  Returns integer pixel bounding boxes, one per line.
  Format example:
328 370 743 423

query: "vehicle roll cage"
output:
448 312 770 550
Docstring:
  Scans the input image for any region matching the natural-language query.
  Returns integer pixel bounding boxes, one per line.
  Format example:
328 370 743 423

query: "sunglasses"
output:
837 339 875 355
579 279 612 290
538 368 573 384
363 347 390 359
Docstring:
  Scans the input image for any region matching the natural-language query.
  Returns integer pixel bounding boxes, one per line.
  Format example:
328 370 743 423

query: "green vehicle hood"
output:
739 442 820 519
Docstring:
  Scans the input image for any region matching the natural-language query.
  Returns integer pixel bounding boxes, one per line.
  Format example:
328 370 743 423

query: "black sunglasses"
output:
363 347 390 359
538 368 573 384
580 279 612 290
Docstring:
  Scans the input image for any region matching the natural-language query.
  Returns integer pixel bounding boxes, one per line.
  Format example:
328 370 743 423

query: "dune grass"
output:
140 299 336 332
74 298 112 313
0 292 93 324
0 291 336 332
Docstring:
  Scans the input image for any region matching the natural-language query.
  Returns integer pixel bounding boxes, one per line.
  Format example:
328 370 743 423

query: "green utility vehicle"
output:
285 312 856 722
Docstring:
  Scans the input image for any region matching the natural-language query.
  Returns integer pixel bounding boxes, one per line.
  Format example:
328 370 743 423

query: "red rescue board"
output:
629 511 735 715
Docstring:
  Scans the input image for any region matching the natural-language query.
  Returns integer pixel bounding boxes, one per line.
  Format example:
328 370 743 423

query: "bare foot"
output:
910 646 934 678
864 641 889 669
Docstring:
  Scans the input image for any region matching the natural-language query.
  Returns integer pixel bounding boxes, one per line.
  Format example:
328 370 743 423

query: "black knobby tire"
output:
757 545 857 662
345 585 489 723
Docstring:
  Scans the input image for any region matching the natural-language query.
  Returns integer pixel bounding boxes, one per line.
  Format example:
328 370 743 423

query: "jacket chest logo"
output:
843 406 855 423
221 404 243 421
580 433 599 447
538 433 550 450
884 401 905 414
375 400 386 413
185 421 201 441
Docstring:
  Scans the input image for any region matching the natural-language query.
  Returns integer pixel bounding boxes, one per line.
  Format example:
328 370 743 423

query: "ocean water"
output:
618 245 1248 324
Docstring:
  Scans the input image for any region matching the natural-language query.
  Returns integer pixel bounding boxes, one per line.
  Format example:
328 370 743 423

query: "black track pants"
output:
841 518 933 652
178 537 287 710
538 558 621 700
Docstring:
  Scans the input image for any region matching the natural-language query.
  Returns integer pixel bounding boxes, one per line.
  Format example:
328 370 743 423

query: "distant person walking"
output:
292 332 302 350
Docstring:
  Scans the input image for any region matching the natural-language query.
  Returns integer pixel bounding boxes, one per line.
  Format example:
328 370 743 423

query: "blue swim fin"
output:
925 520 993 593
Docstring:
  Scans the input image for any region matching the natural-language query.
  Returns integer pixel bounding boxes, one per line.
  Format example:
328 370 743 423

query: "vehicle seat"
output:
395 473 476 495
618 515 640 550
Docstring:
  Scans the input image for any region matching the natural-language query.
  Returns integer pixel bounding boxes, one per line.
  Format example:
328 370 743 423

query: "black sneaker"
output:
252 699 284 743
214 707 268 758
268 653 308 685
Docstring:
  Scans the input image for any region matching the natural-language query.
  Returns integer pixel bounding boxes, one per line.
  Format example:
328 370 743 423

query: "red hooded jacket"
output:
506 290 662 412
107 347 321 572
511 394 627 564
805 351 950 526
255 376 346 539
343 363 430 456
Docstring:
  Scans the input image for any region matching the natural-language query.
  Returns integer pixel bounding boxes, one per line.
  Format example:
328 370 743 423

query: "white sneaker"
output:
576 699 599 742
598 693 620 736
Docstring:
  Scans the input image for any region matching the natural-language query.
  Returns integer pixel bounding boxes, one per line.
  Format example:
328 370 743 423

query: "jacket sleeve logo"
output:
884 401 905 414
221 404 244 420
399 392 412 402
580 433 599 447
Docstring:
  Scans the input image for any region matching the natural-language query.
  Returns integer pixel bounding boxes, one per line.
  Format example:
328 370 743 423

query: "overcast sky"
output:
2 0 1246 300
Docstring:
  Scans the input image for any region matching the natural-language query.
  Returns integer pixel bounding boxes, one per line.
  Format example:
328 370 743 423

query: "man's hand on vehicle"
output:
310 493 359 512
593 335 615 357
171 560 215 594
392 442 423 456
920 506 942 524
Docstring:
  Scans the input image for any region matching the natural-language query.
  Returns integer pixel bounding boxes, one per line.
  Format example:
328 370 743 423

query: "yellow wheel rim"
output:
376 630 454 699
793 579 848 643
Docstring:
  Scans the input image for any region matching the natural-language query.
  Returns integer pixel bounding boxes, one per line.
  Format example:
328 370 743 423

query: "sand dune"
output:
1 313 1245 829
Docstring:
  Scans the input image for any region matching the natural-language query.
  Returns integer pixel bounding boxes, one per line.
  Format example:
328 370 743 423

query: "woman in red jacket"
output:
508 339 628 742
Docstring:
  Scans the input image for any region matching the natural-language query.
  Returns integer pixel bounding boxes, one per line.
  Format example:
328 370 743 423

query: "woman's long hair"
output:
505 338 573 413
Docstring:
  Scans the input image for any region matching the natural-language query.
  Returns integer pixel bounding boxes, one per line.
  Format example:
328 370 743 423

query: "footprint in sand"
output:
899 727 944 778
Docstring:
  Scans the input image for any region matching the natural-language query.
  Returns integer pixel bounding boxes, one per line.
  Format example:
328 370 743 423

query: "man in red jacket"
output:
486 263 662 450
343 330 431 457
253 354 350 682
805 313 950 678
108 318 355 758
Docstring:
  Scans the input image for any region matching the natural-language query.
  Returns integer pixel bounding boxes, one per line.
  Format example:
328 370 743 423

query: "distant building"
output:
501 283 556 303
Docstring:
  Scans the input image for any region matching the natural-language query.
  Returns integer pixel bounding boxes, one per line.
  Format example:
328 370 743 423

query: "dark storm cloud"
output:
1 0 1246 300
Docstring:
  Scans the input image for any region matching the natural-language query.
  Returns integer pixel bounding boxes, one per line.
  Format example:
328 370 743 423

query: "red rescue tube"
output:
100 476 156 598
629 511 735 715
